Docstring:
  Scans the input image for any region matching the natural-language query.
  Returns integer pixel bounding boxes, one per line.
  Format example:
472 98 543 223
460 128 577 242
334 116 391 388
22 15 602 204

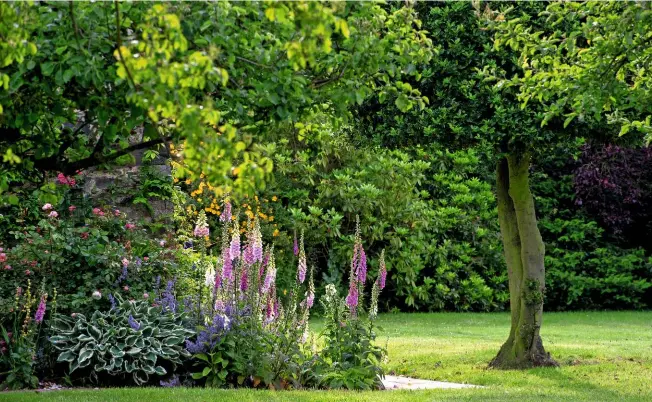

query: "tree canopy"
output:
0 1 432 199
489 1 652 142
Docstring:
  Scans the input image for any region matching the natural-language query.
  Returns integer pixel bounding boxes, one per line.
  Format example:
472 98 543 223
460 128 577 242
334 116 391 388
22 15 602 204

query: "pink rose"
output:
92 208 102 216
25 269 31 276
0 253 6 263
42 203 52 211
69 205 77 212
122 258 129 267
4 265 11 271
143 293 149 299
143 257 149 262
123 285 129 292
125 223 135 230
48 211 59 218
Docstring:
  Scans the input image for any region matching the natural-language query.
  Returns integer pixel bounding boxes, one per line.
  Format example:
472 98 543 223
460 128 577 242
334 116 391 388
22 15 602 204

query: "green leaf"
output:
57 350 75 362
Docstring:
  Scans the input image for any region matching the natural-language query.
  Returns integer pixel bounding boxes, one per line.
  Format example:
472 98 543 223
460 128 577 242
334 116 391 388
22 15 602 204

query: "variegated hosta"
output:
49 294 192 385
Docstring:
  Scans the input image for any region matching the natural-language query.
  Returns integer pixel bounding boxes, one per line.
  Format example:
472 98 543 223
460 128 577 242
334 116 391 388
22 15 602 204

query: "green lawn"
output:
4 311 651 401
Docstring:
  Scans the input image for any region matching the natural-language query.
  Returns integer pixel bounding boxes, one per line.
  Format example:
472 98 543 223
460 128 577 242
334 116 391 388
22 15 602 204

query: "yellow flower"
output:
173 178 179 183
185 179 192 185
197 198 202 203
283 289 287 296
269 216 274 222
272 196 278 201
273 229 279 237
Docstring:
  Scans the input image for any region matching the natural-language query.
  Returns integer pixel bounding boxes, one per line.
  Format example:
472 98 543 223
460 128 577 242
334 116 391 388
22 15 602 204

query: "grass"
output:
3 311 651 401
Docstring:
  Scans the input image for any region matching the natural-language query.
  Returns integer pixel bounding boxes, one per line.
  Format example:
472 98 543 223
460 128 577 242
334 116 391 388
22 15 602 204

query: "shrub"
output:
574 143 652 245
0 202 178 316
49 293 192 386
311 228 387 390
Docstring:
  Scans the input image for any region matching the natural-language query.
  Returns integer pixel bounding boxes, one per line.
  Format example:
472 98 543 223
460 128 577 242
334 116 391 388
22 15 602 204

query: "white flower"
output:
205 265 216 287
92 290 102 300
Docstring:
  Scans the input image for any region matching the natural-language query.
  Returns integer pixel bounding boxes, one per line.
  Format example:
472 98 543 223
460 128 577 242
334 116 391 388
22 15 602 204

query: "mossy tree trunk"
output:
490 153 559 369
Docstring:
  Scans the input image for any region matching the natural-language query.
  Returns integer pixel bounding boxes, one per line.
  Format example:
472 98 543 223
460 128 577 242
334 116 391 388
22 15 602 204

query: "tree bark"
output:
489 153 558 369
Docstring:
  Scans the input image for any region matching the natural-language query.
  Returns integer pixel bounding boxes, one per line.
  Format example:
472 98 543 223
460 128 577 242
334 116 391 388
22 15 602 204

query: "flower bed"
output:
1 196 387 391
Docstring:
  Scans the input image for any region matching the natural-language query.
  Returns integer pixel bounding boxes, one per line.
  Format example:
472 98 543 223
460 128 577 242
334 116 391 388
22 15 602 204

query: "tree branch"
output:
114 0 137 89
33 136 172 174
69 1 82 50
311 62 349 89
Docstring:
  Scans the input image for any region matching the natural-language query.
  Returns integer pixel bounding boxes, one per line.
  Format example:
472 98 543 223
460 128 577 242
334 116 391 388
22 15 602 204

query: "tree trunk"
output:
489 153 558 369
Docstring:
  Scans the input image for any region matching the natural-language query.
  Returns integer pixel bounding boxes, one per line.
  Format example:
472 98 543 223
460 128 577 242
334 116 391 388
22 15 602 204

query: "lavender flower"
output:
34 294 47 323
222 251 233 285
243 243 255 265
214 262 222 290
346 281 358 310
378 249 387 290
261 252 276 294
161 279 177 313
357 248 367 283
128 314 140 330
108 294 117 310
240 269 248 292
185 313 231 354
297 231 306 284
194 211 210 238
293 231 299 256
230 221 240 260
115 265 128 287
252 219 263 263
220 200 232 222
306 267 315 309
160 375 181 388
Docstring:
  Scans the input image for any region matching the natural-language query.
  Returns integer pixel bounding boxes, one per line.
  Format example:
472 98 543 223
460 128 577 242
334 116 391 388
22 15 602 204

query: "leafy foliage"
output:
574 143 652 243
0 186 177 316
489 1 652 142
49 294 192 386
0 1 432 197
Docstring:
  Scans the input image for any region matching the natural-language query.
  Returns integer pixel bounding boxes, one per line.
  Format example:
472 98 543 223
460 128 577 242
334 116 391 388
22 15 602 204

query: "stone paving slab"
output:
382 375 481 390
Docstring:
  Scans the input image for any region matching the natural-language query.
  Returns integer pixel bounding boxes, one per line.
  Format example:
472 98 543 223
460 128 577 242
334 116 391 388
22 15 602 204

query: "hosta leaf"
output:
78 358 92 369
133 371 148 385
143 365 155 375
145 352 157 364
164 336 183 346
70 359 80 373
154 366 167 376
78 347 94 363
126 347 142 355
135 338 145 349
125 335 137 346
49 335 70 344
88 325 102 340
77 334 94 342
141 327 153 337
57 350 75 362
110 346 125 358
